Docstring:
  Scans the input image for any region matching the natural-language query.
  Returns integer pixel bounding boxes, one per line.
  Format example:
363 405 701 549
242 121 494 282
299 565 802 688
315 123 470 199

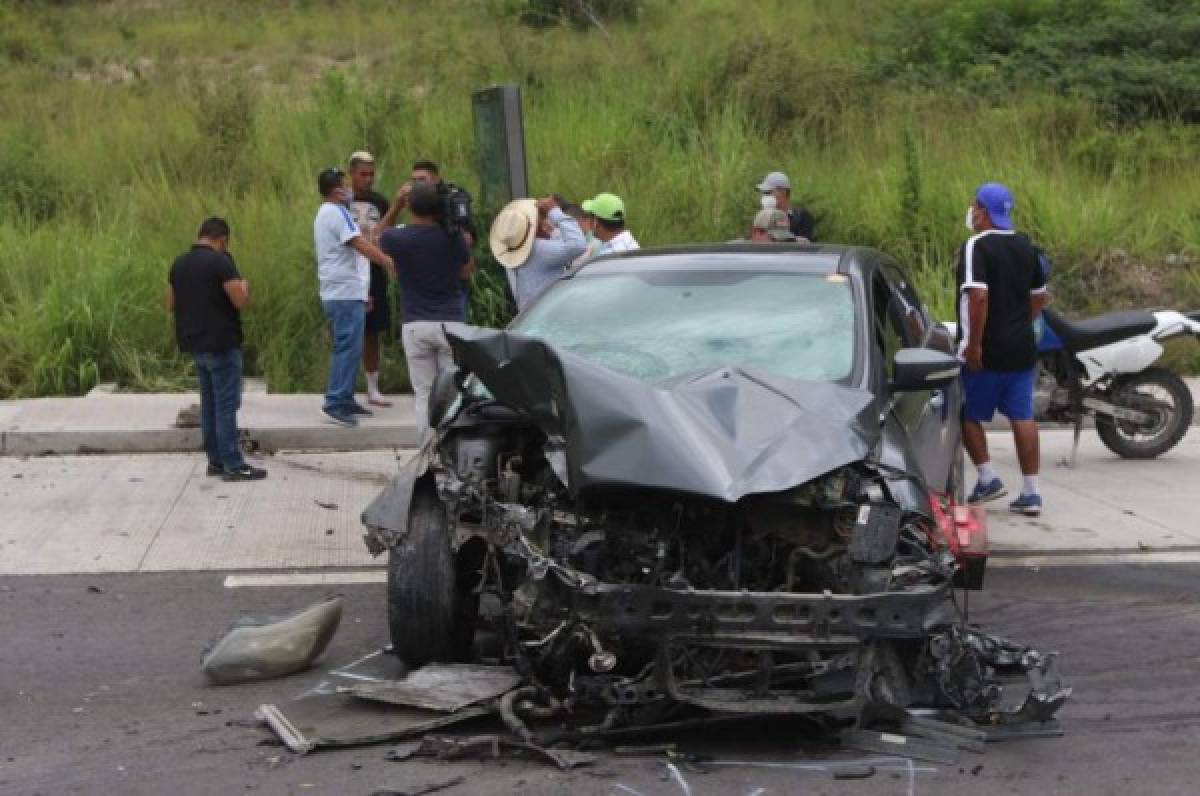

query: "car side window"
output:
872 273 908 379
882 264 929 345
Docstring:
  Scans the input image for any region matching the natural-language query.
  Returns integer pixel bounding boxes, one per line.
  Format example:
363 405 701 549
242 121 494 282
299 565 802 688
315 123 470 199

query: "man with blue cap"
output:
956 183 1049 516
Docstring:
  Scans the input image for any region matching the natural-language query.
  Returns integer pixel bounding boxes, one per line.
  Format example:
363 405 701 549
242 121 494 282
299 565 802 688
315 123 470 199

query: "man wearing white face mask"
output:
313 167 395 428
756 171 816 242
955 182 1048 517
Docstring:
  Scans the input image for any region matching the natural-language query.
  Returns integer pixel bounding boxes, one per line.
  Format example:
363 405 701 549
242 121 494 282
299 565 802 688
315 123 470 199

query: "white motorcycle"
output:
1036 308 1200 463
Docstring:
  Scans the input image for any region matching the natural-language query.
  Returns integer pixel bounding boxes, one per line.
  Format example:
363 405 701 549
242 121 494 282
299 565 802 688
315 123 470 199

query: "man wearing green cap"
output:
582 193 639 256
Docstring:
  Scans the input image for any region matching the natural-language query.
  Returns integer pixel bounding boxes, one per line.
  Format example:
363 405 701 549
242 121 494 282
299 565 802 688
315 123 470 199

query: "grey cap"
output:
756 171 791 192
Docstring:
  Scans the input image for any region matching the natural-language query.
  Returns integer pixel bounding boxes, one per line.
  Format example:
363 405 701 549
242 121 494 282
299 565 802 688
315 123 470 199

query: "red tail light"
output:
929 492 989 590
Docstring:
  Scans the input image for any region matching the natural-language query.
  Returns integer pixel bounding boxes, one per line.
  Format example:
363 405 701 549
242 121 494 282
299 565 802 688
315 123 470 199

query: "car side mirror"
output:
891 348 959 392
428 367 462 430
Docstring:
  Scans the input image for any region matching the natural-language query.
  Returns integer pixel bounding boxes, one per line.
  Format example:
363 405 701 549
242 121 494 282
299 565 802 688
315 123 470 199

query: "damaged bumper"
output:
568 581 955 642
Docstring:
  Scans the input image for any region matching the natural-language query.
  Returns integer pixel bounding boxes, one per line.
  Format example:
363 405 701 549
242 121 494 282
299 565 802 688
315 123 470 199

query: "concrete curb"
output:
0 426 419 457
0 392 418 456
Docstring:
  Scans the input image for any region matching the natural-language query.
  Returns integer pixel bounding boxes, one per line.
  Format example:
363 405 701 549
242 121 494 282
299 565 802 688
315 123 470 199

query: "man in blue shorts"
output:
956 183 1049 516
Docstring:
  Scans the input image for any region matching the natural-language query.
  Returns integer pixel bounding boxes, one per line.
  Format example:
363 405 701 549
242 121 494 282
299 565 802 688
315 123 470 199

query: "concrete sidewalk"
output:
0 450 395 575
1 430 1198 576
0 390 418 456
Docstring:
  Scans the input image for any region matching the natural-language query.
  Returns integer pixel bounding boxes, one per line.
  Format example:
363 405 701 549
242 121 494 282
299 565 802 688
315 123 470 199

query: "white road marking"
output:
989 550 1200 568
223 571 386 588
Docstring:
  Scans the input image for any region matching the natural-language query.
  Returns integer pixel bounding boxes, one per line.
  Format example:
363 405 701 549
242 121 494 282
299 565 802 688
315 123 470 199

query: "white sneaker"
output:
367 390 393 408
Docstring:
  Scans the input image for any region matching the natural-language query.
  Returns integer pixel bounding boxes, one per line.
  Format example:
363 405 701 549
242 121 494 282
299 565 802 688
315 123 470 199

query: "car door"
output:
874 263 960 492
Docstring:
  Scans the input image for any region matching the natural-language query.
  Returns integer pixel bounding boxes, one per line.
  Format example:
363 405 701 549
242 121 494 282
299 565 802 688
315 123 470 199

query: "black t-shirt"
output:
955 230 1047 371
169 244 243 353
788 206 816 241
350 192 389 250
380 224 469 323
350 189 388 273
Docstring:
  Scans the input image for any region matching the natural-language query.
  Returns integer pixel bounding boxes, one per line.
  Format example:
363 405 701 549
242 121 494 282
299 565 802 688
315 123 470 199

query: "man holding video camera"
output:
380 183 472 439
382 160 474 241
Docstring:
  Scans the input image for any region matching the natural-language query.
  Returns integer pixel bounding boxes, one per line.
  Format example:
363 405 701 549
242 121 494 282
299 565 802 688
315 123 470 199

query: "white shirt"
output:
597 230 639 256
314 201 367 301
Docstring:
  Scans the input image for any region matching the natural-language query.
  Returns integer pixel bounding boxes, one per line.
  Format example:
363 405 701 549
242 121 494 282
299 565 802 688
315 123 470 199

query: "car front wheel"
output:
387 488 460 668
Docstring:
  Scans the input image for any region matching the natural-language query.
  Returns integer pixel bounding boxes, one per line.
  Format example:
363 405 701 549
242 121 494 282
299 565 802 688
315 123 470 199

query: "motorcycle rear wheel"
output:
1095 367 1193 459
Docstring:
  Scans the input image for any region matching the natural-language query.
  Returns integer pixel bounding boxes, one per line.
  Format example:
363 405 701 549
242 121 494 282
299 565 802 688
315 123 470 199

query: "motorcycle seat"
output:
1042 308 1157 352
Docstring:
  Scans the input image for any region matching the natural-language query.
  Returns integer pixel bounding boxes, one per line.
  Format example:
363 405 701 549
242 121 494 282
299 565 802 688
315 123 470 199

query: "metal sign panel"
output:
471 84 529 212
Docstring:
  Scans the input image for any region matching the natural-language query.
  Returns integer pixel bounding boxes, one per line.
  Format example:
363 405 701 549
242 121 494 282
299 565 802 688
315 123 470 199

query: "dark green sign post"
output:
471 84 529 214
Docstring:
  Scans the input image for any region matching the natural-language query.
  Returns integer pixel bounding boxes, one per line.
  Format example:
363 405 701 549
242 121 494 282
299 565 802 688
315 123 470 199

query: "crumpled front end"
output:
361 327 1069 736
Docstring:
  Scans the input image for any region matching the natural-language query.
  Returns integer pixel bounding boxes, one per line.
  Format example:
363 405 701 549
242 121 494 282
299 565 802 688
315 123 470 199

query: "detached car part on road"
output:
363 245 1068 736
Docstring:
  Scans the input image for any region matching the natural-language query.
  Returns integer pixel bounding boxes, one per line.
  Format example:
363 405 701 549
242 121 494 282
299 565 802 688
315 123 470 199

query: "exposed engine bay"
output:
362 330 1069 740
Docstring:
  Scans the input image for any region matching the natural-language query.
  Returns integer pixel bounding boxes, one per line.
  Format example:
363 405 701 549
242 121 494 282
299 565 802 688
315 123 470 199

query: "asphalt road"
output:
4 564 1200 796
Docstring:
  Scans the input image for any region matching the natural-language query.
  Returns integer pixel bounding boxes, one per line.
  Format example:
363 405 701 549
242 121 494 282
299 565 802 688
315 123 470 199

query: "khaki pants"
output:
401 321 468 438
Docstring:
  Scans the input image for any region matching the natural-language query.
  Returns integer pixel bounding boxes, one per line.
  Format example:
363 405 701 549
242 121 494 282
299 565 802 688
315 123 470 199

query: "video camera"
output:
436 181 473 236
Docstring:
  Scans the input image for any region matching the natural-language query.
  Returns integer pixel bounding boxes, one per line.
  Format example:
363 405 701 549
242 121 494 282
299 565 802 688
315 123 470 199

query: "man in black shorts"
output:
348 151 393 407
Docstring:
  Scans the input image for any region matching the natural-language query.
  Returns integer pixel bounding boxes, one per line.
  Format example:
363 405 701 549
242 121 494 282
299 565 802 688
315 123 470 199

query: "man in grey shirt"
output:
489 196 586 311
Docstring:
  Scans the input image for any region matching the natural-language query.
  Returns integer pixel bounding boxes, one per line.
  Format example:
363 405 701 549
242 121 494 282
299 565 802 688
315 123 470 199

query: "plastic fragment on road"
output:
203 596 343 685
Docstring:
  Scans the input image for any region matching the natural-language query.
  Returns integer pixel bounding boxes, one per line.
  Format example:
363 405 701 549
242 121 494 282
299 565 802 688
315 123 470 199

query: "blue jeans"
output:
322 299 366 413
194 349 246 471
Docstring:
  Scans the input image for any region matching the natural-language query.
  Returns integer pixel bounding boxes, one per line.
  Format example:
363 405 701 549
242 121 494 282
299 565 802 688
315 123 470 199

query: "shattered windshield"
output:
512 270 857 384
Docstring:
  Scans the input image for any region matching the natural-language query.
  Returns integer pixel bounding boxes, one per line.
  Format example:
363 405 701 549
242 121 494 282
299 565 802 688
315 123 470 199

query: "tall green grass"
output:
1 0 1197 397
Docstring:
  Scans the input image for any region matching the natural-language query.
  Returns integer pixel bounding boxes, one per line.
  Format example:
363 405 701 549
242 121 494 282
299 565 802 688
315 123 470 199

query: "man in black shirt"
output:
347 151 393 407
955 183 1047 515
167 217 266 482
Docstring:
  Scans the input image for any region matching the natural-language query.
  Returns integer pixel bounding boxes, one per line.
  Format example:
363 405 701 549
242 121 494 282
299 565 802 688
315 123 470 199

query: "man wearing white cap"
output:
756 171 816 242
489 196 587 311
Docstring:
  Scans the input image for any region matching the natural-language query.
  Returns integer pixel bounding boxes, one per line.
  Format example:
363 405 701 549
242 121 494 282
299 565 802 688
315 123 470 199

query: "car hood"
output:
447 328 880 503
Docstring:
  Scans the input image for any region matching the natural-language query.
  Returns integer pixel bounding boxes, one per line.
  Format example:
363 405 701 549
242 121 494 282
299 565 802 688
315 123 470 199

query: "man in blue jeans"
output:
167 217 265 481
956 183 1049 516
313 167 395 427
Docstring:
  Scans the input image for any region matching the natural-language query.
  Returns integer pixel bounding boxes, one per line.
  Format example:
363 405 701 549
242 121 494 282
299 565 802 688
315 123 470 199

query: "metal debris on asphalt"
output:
407 734 597 770
369 776 465 796
256 694 494 755
340 664 522 713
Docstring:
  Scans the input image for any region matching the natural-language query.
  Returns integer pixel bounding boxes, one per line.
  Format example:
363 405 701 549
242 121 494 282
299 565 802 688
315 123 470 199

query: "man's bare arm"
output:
965 287 989 369
349 236 395 277
166 284 175 312
380 182 412 229
223 278 250 310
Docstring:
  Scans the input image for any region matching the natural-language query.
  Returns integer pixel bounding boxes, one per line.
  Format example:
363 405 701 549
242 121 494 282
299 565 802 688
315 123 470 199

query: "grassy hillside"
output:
1 0 1198 396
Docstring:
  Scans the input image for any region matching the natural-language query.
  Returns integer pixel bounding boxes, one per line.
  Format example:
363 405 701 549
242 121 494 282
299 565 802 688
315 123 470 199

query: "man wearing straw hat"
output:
489 196 587 312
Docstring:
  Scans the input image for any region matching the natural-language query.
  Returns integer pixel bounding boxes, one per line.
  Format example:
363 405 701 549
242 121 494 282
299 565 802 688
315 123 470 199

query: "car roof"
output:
570 243 882 279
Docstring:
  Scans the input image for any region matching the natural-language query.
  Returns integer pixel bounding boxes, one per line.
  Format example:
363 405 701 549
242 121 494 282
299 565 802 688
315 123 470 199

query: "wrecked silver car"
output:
362 245 1067 735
